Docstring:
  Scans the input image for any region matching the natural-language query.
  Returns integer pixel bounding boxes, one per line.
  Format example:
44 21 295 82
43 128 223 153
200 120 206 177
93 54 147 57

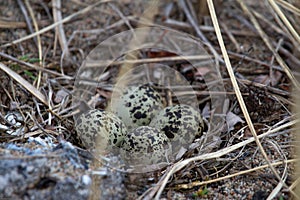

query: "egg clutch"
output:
75 84 204 167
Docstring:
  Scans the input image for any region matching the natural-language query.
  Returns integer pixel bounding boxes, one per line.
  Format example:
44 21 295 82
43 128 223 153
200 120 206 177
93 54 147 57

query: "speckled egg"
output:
149 104 204 152
75 109 128 151
120 126 171 166
110 85 163 130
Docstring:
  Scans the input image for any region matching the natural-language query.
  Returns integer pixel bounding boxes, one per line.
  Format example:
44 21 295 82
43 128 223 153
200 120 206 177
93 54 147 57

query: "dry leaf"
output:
226 111 244 132
54 89 69 104
253 71 282 86
194 67 212 76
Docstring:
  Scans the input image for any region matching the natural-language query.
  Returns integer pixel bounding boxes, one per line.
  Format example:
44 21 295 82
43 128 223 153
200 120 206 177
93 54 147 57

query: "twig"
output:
108 3 135 33
152 118 297 199
113 0 160 87
227 50 287 74
268 0 300 48
162 18 257 36
276 42 300 68
230 11 257 33
210 0 282 194
237 1 299 198
85 55 212 67
0 62 48 106
176 159 296 189
16 0 37 46
220 21 241 52
52 0 70 74
0 52 72 79
177 0 223 63
9 129 60 142
38 0 53 20
1 0 113 48
0 19 28 29
46 81 54 126
275 0 300 15
238 1 300 89
213 0 293 198
239 79 290 97
252 10 287 36
24 0 43 88
266 139 288 199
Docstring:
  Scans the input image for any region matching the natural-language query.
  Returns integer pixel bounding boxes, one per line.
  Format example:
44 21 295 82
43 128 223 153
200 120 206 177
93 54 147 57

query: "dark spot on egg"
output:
134 111 147 119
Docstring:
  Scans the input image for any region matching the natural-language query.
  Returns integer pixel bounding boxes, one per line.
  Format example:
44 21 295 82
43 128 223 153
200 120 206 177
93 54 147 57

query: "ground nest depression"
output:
0 0 300 199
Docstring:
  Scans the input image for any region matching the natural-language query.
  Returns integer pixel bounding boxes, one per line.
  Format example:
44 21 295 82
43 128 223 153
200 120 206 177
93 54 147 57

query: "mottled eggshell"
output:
149 104 204 152
75 109 127 151
111 85 163 130
120 126 171 166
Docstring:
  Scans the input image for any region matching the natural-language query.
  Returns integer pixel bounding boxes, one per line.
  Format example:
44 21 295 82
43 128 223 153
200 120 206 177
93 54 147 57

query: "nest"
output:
0 0 299 199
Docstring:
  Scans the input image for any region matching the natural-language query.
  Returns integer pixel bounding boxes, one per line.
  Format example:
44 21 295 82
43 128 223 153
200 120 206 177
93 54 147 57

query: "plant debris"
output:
0 0 299 199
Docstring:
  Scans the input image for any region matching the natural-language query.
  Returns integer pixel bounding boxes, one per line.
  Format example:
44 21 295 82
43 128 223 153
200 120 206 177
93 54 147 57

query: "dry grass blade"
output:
0 19 27 28
1 1 296 199
252 10 287 36
268 0 300 47
153 118 297 199
152 1 296 198
9 129 59 142
177 0 223 63
24 0 43 89
176 159 296 189
237 1 299 198
238 1 300 89
0 62 48 106
16 0 36 45
1 0 113 48
293 84 300 195
210 0 288 199
108 3 135 32
86 55 212 67
275 0 300 15
290 177 300 192
266 140 289 199
113 0 159 84
52 0 70 59
0 52 72 79
220 21 241 52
